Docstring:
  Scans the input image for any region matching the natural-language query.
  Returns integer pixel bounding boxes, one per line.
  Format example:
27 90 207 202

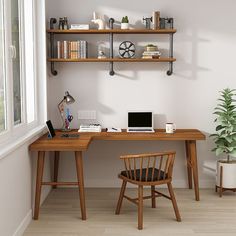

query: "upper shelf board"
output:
47 29 177 34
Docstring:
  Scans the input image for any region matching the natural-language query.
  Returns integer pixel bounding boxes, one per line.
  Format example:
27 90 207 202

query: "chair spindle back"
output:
120 151 176 182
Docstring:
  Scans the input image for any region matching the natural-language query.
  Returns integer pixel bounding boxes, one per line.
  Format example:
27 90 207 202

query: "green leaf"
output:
216 125 223 131
209 133 218 137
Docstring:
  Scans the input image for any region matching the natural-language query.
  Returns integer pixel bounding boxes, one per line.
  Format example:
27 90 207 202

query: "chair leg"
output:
167 183 181 222
115 180 127 215
138 185 143 230
151 185 156 208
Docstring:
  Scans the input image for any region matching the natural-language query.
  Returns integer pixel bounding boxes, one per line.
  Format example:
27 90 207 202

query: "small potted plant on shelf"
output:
121 16 129 29
210 88 236 195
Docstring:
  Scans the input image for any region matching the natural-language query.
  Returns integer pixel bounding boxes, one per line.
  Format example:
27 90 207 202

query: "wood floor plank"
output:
24 188 236 235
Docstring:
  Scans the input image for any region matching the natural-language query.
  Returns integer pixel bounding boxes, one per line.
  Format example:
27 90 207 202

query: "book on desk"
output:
78 124 102 132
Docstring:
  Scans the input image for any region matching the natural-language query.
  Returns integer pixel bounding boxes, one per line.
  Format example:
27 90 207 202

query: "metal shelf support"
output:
167 18 174 76
109 18 115 76
50 18 58 76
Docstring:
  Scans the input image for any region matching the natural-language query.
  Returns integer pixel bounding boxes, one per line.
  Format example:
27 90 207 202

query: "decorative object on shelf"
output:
63 17 69 30
143 16 152 29
91 12 105 30
160 17 174 29
58 17 69 30
152 11 160 29
142 44 161 59
97 41 107 59
119 41 135 58
58 17 64 30
58 91 75 131
121 16 129 29
210 88 236 197
146 44 158 51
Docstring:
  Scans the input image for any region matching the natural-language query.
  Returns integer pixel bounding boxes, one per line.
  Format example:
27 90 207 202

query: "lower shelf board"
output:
47 57 176 62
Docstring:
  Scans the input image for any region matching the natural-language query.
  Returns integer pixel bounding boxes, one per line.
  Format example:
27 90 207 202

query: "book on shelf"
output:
57 40 88 59
142 51 161 55
70 24 90 30
142 55 160 59
78 124 102 132
142 50 161 59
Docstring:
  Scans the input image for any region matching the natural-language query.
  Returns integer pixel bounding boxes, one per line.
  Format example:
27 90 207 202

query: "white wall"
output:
0 136 51 236
46 0 236 188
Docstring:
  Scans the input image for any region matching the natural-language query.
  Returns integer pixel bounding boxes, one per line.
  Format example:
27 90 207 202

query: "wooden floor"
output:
24 188 236 236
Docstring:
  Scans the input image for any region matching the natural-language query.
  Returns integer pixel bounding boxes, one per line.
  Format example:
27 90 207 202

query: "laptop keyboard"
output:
128 129 154 132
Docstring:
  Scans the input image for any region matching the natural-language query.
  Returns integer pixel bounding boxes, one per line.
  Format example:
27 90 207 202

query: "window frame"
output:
0 0 7 135
0 0 45 148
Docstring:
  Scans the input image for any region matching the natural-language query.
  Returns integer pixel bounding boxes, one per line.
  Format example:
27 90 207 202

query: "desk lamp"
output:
58 91 75 131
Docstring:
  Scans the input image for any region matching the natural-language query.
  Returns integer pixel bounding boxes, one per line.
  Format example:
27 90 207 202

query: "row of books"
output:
57 40 88 59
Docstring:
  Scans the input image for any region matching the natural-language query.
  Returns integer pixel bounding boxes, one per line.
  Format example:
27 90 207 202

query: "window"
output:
0 0 39 141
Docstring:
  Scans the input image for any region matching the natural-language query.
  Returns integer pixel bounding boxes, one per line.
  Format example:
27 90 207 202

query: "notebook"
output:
127 111 155 133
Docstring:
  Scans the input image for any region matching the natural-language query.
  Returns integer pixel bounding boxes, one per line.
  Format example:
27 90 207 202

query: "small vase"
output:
121 23 129 29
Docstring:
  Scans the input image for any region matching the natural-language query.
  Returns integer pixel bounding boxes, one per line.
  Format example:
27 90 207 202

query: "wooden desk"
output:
29 129 205 220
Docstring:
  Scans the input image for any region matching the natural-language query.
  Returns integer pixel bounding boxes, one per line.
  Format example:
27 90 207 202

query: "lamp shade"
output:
64 91 75 104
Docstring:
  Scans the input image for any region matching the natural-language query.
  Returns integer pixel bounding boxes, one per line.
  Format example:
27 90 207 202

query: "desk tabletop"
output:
29 131 92 151
29 129 205 152
93 129 206 141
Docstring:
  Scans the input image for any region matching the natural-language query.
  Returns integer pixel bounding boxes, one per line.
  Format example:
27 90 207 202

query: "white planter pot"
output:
121 23 129 29
216 160 236 188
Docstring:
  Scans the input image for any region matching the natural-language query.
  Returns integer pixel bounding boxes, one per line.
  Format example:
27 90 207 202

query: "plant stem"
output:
227 154 230 163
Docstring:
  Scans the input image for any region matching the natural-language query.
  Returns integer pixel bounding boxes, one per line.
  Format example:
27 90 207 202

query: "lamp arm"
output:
58 98 65 129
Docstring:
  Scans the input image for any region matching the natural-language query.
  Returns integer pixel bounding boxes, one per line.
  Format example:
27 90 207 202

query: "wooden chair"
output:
115 151 181 230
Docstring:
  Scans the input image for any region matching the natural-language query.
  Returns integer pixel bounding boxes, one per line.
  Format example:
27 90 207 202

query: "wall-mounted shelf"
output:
48 58 176 62
47 29 177 34
48 18 176 76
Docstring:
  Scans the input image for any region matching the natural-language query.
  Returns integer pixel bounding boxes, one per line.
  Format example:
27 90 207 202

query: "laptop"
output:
127 111 155 133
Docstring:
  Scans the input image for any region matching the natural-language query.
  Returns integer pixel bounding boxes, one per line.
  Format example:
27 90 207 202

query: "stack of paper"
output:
78 124 102 132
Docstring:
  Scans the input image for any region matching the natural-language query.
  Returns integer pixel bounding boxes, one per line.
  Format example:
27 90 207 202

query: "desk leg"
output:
34 151 45 220
189 140 200 201
53 151 60 189
185 141 193 189
75 151 86 220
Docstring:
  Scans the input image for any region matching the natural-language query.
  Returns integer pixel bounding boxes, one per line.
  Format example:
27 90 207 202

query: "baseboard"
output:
13 210 32 236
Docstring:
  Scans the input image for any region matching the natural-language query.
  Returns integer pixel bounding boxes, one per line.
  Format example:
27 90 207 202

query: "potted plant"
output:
210 88 236 193
121 16 129 29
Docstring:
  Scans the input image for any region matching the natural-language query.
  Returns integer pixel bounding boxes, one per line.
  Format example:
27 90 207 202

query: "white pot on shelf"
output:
121 23 129 29
216 160 236 188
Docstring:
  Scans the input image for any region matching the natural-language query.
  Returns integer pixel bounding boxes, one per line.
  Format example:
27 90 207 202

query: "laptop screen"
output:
128 112 152 128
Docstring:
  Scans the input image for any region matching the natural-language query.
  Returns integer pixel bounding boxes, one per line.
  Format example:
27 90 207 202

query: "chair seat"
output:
120 168 165 182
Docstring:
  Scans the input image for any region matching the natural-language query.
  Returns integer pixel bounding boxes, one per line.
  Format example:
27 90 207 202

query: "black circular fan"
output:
118 41 135 58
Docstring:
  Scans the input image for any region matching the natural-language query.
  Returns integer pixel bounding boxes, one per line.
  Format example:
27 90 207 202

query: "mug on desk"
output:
166 123 176 134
